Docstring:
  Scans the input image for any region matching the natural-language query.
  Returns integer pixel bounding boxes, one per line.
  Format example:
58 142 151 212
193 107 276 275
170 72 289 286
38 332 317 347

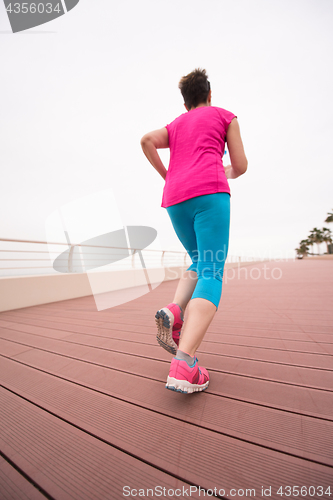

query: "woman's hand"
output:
224 164 233 179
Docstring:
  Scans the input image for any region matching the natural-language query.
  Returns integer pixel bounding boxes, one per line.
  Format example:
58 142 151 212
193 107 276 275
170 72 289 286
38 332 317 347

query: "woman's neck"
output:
190 102 211 110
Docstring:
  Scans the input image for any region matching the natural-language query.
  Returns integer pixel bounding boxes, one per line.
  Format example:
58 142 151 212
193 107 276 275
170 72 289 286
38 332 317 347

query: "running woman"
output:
141 68 247 394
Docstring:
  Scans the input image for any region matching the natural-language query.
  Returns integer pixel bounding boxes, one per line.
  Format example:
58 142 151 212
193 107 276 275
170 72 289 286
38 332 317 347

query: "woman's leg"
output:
172 269 198 312
178 193 230 356
155 270 197 355
156 201 199 354
165 201 200 312
165 193 230 393
178 298 216 356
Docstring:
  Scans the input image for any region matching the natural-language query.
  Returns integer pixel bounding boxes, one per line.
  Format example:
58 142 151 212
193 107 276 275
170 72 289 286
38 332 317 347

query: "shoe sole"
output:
155 309 178 356
165 376 209 394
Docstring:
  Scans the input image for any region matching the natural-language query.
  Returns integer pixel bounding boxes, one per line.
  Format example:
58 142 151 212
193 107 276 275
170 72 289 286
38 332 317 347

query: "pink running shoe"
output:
166 357 209 393
155 303 184 355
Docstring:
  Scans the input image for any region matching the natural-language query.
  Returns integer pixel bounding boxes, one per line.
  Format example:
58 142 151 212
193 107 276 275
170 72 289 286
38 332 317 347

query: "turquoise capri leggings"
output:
166 192 230 310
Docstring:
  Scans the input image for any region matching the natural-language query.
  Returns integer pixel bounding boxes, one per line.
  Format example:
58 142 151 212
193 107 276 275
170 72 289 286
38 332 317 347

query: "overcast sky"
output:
1 0 332 260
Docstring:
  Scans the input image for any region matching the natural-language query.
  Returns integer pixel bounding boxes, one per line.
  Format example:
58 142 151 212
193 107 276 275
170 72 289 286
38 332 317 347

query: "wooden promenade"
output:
0 259 332 499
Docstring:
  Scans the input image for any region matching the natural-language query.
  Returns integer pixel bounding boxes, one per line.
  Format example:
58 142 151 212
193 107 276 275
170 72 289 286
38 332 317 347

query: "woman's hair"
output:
178 68 210 110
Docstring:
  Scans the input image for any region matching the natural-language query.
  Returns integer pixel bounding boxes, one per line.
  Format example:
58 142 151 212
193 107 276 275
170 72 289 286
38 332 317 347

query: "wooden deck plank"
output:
1 356 332 467
2 313 333 354
41 331 333 369
1 259 332 498
7 304 333 322
1 328 333 392
1 308 333 355
1 343 332 420
0 388 203 500
0 456 46 500
1 315 333 369
3 308 333 340
5 304 333 326
0 338 34 358
2 385 331 496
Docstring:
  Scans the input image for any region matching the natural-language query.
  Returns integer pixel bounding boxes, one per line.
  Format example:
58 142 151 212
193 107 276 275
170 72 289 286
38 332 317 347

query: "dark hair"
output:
178 68 210 110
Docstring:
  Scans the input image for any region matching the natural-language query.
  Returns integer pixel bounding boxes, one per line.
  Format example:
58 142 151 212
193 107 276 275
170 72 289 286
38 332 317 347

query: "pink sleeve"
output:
165 122 173 144
217 108 237 139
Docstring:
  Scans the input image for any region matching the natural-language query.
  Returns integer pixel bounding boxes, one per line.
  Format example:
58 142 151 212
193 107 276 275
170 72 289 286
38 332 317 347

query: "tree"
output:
308 228 324 255
295 239 310 256
307 232 315 254
325 210 333 224
295 209 332 256
322 227 332 254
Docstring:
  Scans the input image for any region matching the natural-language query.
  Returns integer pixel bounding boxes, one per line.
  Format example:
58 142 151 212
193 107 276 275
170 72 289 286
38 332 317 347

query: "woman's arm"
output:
140 127 169 180
224 118 248 179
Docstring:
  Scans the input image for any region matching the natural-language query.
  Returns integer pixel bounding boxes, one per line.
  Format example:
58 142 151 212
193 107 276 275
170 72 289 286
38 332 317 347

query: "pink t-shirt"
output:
161 106 236 208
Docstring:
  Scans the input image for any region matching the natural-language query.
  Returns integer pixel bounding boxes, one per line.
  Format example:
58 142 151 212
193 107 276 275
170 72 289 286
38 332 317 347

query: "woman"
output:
141 68 247 394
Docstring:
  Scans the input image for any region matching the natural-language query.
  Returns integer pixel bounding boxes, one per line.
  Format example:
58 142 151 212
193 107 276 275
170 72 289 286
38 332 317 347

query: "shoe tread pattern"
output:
155 310 177 356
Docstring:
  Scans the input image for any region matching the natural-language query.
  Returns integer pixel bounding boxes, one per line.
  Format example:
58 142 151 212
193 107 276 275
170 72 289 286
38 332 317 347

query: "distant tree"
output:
295 239 310 256
295 209 332 256
322 227 333 253
307 230 316 255
309 228 324 255
325 210 333 224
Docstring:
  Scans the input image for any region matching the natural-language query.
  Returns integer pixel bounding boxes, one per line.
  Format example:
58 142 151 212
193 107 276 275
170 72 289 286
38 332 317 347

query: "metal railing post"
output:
68 245 75 273
132 249 136 268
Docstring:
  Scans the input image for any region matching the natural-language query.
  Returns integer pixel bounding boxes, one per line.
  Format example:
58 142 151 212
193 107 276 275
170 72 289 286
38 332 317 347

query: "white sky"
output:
1 0 332 259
